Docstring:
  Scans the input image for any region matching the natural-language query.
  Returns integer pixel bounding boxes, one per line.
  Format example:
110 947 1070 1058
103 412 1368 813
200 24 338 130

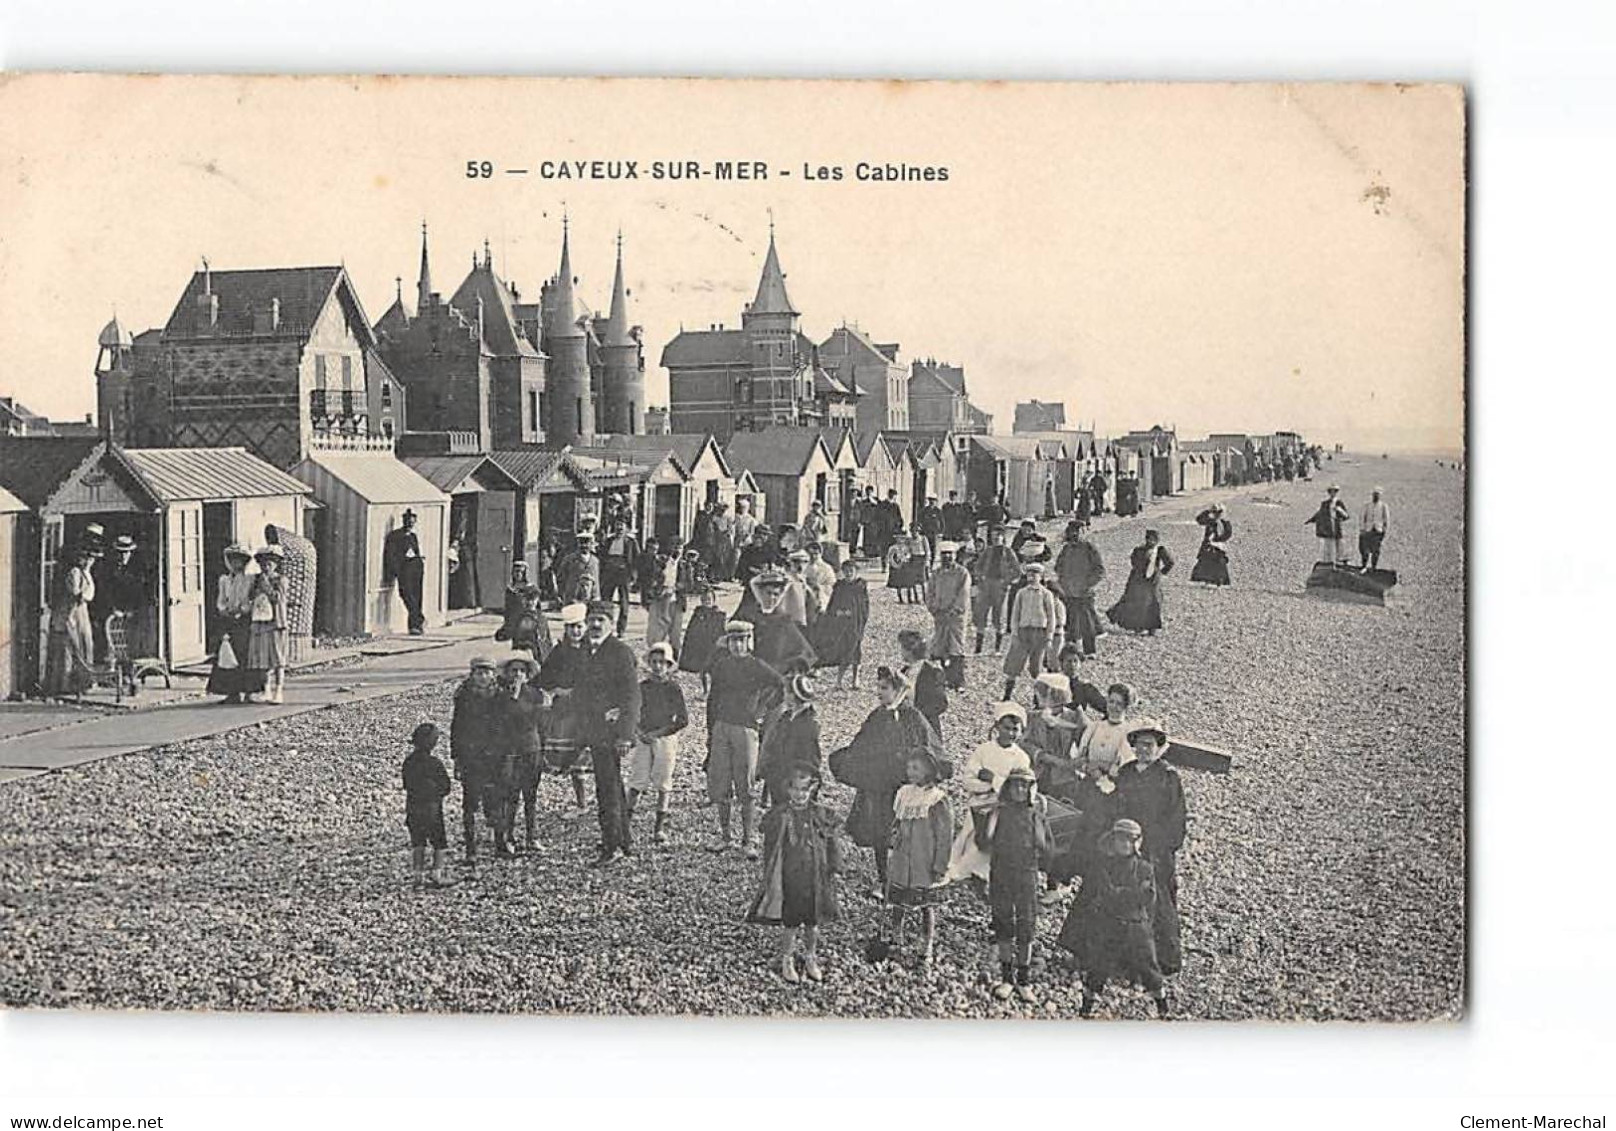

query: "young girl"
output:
818 558 869 690
829 666 946 898
747 765 843 984
904 530 930 603
757 672 822 809
984 767 1051 1002
884 750 953 971
897 628 948 740
886 526 916 603
948 702 1034 885
1057 817 1171 1018
678 585 726 694
1113 719 1186 979
248 545 289 704
1074 683 1136 779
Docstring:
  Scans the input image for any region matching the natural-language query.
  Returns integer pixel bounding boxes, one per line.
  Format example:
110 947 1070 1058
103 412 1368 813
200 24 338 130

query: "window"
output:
529 390 539 432
176 509 201 594
341 355 353 389
628 403 636 433
340 390 356 418
575 397 583 426
309 389 328 419
381 381 392 406
314 355 327 387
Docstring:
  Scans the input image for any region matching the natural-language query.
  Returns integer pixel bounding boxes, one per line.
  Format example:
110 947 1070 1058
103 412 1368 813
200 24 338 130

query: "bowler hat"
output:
113 534 137 553
586 600 616 620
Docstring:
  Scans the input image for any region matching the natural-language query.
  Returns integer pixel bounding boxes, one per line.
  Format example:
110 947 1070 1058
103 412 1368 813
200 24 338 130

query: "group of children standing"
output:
399 520 1190 1017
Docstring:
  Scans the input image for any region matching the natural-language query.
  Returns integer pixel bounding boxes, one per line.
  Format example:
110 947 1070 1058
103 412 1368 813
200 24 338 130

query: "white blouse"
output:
1076 717 1136 776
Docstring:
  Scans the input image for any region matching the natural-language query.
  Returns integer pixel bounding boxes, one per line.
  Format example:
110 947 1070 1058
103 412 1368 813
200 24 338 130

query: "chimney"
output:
197 259 219 328
254 297 282 335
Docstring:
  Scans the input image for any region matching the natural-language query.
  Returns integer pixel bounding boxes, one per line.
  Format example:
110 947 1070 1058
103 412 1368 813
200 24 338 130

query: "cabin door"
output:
653 484 682 546
476 490 516 611
165 502 207 666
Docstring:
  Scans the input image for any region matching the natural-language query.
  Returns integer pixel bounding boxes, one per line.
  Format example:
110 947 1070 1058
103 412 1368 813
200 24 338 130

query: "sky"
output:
0 76 1464 451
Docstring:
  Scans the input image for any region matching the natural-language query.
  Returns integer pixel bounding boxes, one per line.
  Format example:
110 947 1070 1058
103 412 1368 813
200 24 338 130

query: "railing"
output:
309 430 395 453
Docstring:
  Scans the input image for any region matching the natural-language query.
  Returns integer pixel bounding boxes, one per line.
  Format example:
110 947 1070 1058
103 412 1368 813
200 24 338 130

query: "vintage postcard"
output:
0 76 1464 1020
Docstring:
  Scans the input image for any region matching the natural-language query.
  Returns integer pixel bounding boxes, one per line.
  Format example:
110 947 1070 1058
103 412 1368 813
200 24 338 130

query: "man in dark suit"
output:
383 509 427 635
574 600 642 866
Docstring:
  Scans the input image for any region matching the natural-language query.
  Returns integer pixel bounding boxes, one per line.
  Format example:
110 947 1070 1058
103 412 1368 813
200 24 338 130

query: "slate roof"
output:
852 430 888 466
911 359 966 395
661 329 748 369
488 448 588 491
970 435 1047 460
163 266 355 341
0 436 104 508
593 433 730 479
399 454 521 494
726 429 828 478
749 233 798 316
450 262 542 358
120 447 314 502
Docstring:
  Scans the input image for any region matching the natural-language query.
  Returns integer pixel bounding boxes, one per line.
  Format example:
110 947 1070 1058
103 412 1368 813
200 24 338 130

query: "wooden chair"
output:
104 612 172 700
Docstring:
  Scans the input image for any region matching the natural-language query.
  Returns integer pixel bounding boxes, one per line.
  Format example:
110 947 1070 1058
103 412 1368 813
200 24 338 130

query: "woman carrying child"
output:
747 764 843 984
829 666 947 898
948 701 1034 887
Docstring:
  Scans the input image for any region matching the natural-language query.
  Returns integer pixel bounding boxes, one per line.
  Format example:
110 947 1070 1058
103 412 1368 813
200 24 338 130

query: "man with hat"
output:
970 524 1018 655
538 602 594 820
597 515 640 636
705 618 785 857
801 499 829 546
382 509 427 635
1054 519 1105 658
450 655 501 863
573 599 642 866
556 530 601 606
941 490 971 543
1359 485 1390 569
923 540 971 690
917 495 944 566
95 532 155 670
629 641 689 846
1305 485 1351 565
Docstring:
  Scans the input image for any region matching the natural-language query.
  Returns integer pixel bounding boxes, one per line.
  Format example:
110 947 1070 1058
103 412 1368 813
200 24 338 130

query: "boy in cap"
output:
1002 560 1060 700
1057 818 1172 1018
924 540 971 690
630 642 689 846
1114 718 1186 977
556 533 601 605
538 603 593 820
494 654 549 856
705 619 785 857
450 656 500 864
402 722 453 889
985 767 1052 1002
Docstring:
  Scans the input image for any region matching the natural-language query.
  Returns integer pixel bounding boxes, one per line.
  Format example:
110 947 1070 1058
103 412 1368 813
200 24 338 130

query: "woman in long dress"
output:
1106 530 1174 635
207 543 264 704
248 545 289 704
44 545 99 697
1190 504 1233 586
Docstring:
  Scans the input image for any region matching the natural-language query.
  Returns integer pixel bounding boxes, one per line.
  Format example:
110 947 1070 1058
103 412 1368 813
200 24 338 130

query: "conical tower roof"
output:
416 221 433 310
750 226 797 316
546 217 586 340
98 314 133 349
602 232 634 348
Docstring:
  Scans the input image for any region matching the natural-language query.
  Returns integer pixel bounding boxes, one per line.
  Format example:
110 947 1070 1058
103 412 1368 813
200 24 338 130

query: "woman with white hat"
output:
206 543 264 705
248 545 289 704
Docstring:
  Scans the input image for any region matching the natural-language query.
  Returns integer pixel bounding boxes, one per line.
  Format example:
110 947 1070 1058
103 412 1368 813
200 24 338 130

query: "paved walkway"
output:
0 613 519 783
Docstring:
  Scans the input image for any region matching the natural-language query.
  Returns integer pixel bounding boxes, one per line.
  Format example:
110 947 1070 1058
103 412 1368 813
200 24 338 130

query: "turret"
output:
539 215 595 445
598 231 645 434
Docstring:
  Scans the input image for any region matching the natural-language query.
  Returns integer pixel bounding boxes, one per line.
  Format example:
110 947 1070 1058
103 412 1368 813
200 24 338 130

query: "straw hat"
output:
647 642 675 663
1127 717 1169 746
254 544 284 561
223 542 252 562
992 701 1028 726
559 602 588 625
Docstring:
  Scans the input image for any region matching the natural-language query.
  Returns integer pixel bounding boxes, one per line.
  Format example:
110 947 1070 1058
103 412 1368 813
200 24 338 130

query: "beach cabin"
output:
398 453 521 611
965 435 1059 519
489 448 591 572
725 429 836 531
292 451 450 637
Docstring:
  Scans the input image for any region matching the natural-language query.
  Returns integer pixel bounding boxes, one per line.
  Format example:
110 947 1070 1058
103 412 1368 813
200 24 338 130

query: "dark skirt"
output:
887 884 947 908
1107 575 1163 632
1190 544 1231 586
206 616 266 696
679 607 727 674
888 557 926 590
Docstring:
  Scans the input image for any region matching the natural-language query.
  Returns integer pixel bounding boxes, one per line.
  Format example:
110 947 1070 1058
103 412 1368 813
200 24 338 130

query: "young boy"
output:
630 642 689 846
537 603 592 820
1002 561 1059 701
450 656 499 864
1058 817 1172 1018
985 767 1051 1002
495 654 548 856
402 722 454 889
705 620 786 858
1113 718 1186 978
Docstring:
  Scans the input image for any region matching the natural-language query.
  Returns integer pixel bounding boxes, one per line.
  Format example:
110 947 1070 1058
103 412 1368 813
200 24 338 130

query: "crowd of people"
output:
393 486 1261 1016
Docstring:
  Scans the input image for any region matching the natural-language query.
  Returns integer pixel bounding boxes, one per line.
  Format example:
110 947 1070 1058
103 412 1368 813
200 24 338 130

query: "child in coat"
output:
904 531 930 603
449 657 500 863
985 767 1051 1002
630 642 689 846
897 628 948 740
757 672 823 809
1113 718 1187 977
746 764 843 984
1057 817 1171 1018
402 722 453 889
679 585 727 694
884 750 953 971
886 533 914 602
